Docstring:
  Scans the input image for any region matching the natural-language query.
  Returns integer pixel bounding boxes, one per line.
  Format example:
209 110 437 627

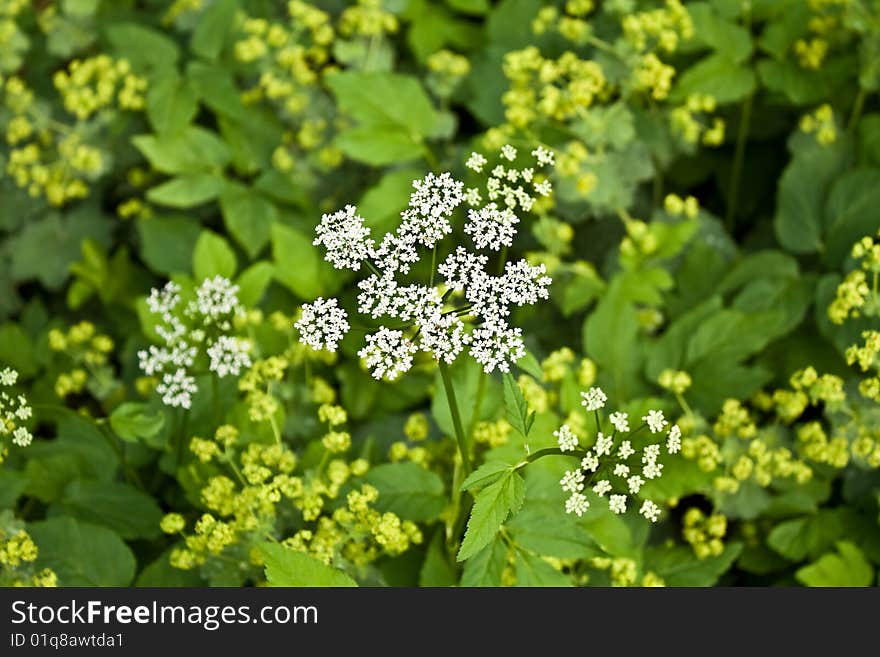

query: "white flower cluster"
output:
296 147 554 380
1 367 33 448
138 277 252 409
559 389 679 522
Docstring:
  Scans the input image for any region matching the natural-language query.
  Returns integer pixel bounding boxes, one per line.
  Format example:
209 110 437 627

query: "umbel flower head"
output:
556 387 679 523
295 146 554 380
1 367 33 458
138 277 252 409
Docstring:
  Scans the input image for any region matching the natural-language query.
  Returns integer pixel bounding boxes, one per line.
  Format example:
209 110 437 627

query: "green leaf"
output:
137 215 201 275
673 53 756 104
0 470 26 508
514 550 571 586
219 184 278 257
0 323 37 377
822 168 880 267
109 402 165 443
146 72 199 136
236 261 275 307
326 71 437 136
364 462 446 522
191 0 237 61
419 532 457 587
335 126 426 165
502 372 533 438
460 537 507 586
458 470 524 562
105 22 179 71
645 543 742 586
29 517 135 586
59 480 163 539
146 173 224 208
767 509 853 561
858 114 880 166
688 2 753 63
507 502 599 560
133 127 230 174
327 71 438 165
796 542 874 587
270 222 327 299
460 461 514 492
193 229 237 280
774 133 851 254
358 167 424 236
259 542 357 587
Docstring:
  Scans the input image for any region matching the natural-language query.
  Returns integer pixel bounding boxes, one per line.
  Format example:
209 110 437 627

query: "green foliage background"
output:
1 0 879 587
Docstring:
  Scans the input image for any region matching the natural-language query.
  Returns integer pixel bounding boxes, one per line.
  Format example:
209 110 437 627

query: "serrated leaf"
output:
460 537 507 586
514 550 571 586
460 461 514 492
457 470 524 562
503 372 532 438
259 542 357 587
59 480 163 539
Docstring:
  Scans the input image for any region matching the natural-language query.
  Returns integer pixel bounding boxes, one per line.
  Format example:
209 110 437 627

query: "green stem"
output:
174 408 189 474
430 245 437 288
97 421 146 491
726 93 753 232
466 370 488 446
848 87 868 134
438 361 471 474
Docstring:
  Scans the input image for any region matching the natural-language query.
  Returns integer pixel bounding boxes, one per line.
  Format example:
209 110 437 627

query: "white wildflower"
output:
613 463 630 478
189 276 243 321
358 328 417 381
565 492 590 517
609 494 627 514
464 203 520 251
643 461 664 480
593 479 612 496
0 368 18 386
501 144 517 161
642 409 668 434
469 321 525 374
627 475 645 495
580 386 607 411
464 187 482 206
594 432 613 457
534 180 552 196
531 146 555 166
581 451 599 472
296 297 350 352
156 368 198 409
313 204 374 271
207 336 252 378
466 152 487 172
560 469 585 493
609 412 629 433
667 425 682 454
12 426 32 447
640 499 661 523
555 424 579 452
643 444 661 463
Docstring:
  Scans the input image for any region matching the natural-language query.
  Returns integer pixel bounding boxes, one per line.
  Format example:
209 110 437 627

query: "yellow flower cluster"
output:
48 321 115 399
712 438 812 494
797 422 852 468
794 38 829 70
473 418 511 448
541 347 576 383
239 356 290 424
712 399 757 439
682 508 726 559
658 368 692 394
670 94 725 146
502 47 606 128
53 56 146 120
622 0 694 54
0 525 57 587
800 104 837 145
285 483 422 567
632 52 675 100
426 49 471 98
828 231 880 324
532 2 595 45
338 0 398 38
404 412 429 441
